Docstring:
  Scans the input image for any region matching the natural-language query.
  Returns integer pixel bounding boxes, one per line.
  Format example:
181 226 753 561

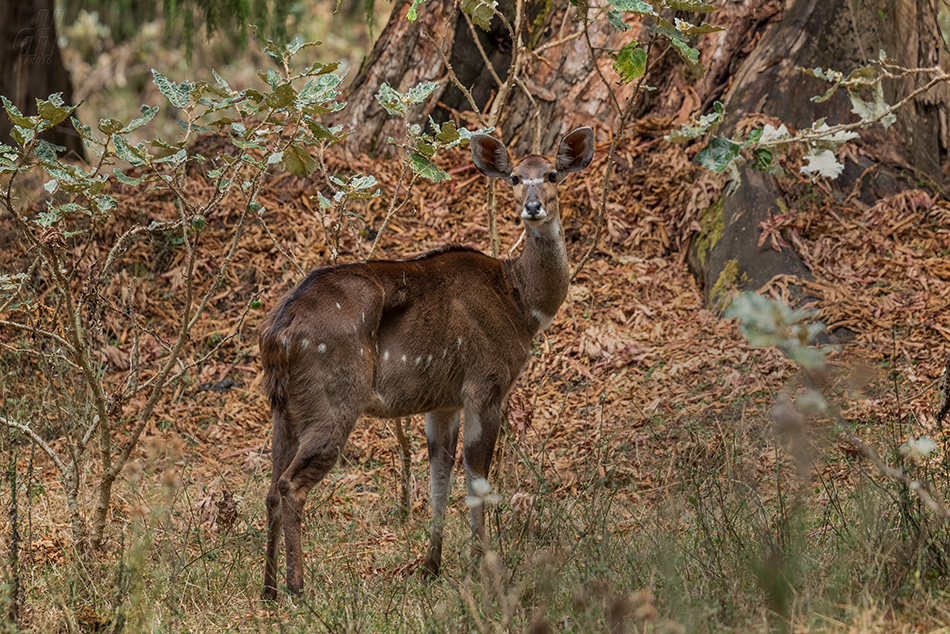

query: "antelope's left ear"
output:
555 127 594 177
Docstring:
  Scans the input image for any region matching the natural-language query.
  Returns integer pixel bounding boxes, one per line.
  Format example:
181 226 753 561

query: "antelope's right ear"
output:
470 134 513 180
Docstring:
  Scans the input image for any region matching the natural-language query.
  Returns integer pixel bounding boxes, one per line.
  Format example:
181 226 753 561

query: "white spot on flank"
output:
317 343 327 353
427 354 432 364
336 302 341 310
360 348 364 355
532 309 555 331
362 312 365 323
375 342 379 352
415 356 421 365
442 348 447 358
383 350 390 361
402 355 407 363
456 337 462 349
300 338 310 349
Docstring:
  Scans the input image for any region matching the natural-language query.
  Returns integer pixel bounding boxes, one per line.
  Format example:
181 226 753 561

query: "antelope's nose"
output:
523 200 543 219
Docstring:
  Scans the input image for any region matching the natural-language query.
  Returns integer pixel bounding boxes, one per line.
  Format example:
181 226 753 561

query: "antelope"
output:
260 127 594 599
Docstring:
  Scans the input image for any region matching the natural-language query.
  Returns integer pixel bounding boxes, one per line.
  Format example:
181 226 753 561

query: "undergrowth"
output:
5 367 950 634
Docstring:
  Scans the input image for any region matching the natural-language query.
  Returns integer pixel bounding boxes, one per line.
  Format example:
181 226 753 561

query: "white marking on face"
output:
532 309 555 331
521 177 543 186
383 351 390 361
317 343 327 353
520 206 548 221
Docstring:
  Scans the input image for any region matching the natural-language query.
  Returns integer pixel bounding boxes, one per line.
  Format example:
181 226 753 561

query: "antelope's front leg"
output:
422 409 461 577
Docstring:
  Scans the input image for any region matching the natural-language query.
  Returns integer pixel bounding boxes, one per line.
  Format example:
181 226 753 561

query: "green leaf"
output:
307 121 344 143
72 118 101 146
607 0 657 15
849 82 895 127
302 60 340 76
114 168 146 185
407 81 440 105
316 192 334 209
98 118 125 134
612 42 648 84
266 83 297 109
2 96 34 128
153 149 187 166
407 0 425 22
281 144 319 177
415 138 436 157
36 95 78 128
409 152 450 182
436 121 460 144
665 101 724 142
752 148 773 172
670 38 705 76
460 0 496 30
664 0 714 12
122 105 159 133
606 9 632 31
112 135 147 166
151 70 192 109
674 18 724 36
34 140 65 164
696 136 741 174
375 83 407 116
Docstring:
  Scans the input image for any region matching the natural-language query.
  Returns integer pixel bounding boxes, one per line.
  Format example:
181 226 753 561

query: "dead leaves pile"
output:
2 126 948 571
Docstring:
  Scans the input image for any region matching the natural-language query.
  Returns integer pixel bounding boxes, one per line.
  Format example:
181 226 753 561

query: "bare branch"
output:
0 416 68 476
0 319 76 354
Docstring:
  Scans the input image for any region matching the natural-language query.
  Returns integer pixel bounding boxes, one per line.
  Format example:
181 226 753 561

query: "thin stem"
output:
571 36 666 281
0 416 68 476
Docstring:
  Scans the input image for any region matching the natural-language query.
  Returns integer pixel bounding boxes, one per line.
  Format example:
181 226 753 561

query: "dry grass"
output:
2 11 950 631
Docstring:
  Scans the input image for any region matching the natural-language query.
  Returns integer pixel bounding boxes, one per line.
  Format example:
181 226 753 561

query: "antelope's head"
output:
470 127 594 228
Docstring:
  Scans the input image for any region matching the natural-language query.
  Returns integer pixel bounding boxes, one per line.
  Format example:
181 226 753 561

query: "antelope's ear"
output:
555 127 594 176
471 134 513 179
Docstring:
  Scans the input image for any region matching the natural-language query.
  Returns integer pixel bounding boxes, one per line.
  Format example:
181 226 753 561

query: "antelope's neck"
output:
506 219 570 332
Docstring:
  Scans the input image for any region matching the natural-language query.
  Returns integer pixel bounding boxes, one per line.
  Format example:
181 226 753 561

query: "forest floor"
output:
4 123 950 633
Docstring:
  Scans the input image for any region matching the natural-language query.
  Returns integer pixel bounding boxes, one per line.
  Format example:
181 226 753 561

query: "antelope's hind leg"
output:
422 409 461 577
279 347 371 596
262 414 296 601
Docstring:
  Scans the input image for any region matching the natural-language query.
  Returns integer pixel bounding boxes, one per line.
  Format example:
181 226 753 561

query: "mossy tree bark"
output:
0 0 85 160
689 0 948 309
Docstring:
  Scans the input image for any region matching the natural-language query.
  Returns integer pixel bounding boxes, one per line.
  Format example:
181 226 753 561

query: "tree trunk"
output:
689 0 948 308
0 0 85 160
332 0 650 156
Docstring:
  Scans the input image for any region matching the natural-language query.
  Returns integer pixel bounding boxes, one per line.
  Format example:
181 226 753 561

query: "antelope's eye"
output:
546 171 558 183
510 175 521 186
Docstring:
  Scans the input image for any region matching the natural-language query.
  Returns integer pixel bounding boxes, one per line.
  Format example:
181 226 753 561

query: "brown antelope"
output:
260 127 594 599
